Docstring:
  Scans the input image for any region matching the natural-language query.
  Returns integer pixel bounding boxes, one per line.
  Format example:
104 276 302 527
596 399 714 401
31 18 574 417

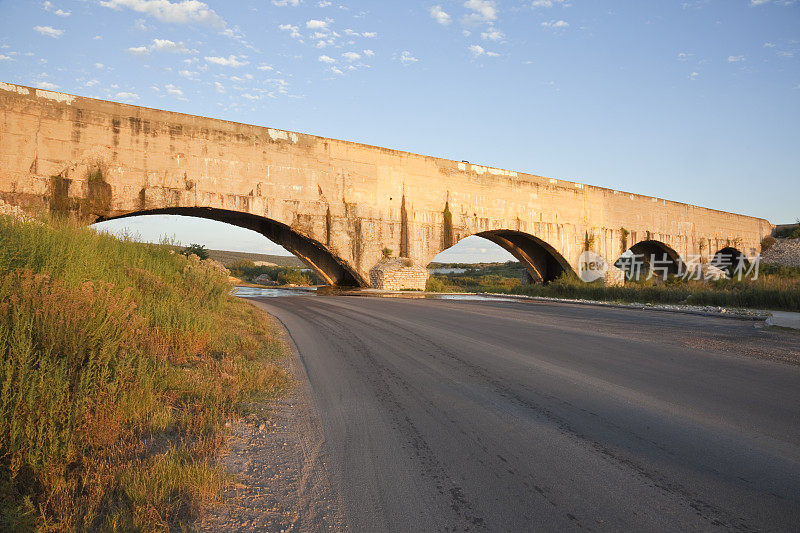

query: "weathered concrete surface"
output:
0 82 773 286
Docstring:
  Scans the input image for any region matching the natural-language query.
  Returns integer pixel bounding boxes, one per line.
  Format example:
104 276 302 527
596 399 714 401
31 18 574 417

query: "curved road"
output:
252 295 800 532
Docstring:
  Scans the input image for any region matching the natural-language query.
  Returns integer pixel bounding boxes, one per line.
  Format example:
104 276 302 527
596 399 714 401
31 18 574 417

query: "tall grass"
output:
0 215 290 531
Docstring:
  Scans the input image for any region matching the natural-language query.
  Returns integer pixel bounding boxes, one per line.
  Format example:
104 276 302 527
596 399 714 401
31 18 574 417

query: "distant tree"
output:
382 247 393 258
180 243 209 260
277 269 313 286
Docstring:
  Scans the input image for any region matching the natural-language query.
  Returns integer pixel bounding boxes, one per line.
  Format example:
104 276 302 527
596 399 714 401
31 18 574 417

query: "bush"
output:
277 269 313 285
227 259 316 286
180 243 209 260
774 223 800 239
426 275 449 293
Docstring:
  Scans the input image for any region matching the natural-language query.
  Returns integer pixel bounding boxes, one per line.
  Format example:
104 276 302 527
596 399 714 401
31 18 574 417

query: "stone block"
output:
369 258 429 291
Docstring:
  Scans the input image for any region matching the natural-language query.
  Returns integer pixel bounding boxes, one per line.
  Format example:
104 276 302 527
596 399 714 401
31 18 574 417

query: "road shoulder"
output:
198 300 345 532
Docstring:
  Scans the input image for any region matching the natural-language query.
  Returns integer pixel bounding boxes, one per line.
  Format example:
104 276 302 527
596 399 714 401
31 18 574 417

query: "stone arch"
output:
615 239 683 279
96 207 367 287
472 229 574 283
711 246 748 276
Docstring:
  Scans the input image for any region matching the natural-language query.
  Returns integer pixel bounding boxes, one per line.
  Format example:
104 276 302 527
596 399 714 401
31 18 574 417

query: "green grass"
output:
0 215 291 531
426 263 800 311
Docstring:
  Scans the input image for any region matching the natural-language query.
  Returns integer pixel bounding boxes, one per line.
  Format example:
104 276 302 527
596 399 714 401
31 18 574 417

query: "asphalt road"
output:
252 295 800 532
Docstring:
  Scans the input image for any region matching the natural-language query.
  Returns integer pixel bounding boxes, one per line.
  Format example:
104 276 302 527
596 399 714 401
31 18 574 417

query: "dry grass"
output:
0 215 291 531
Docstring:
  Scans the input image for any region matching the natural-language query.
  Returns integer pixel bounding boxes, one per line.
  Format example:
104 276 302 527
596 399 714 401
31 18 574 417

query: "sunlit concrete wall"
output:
0 82 773 286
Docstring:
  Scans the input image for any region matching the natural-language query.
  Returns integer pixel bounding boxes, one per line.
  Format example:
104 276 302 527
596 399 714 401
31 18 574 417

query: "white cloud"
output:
272 0 300 5
318 1 332 6
99 0 226 28
38 81 59 90
214 81 225 93
0 54 12 61
342 51 360 62
127 45 149 55
85 79 99 86
257 64 274 71
541 19 568 29
95 62 105 69
430 5 451 25
165 83 183 96
750 0 770 5
130 38 195 55
398 50 418 64
306 19 329 29
242 93 260 100
727 55 745 62
688 71 699 80
279 23 302 39
43 2 71 16
463 0 497 24
763 42 776 47
532 0 567 7
469 44 500 57
205 54 249 67
34 25 64 38
363 49 375 57
481 28 504 41
677 52 693 61
361 31 377 38
318 54 336 64
115 91 139 101
150 38 194 53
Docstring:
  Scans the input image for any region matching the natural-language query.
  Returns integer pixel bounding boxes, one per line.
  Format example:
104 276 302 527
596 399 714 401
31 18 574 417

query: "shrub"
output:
425 275 449 293
774 224 800 239
180 243 209 260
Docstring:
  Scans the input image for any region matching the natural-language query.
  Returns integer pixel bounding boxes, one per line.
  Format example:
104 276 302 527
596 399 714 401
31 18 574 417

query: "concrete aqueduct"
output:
0 82 773 288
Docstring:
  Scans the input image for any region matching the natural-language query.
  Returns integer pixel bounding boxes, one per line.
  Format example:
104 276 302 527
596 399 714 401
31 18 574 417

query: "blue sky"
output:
1 0 798 262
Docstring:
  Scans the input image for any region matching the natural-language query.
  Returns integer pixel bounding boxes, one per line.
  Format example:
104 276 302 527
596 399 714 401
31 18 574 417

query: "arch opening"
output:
96 207 366 287
614 240 683 281
711 247 747 276
473 230 573 283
